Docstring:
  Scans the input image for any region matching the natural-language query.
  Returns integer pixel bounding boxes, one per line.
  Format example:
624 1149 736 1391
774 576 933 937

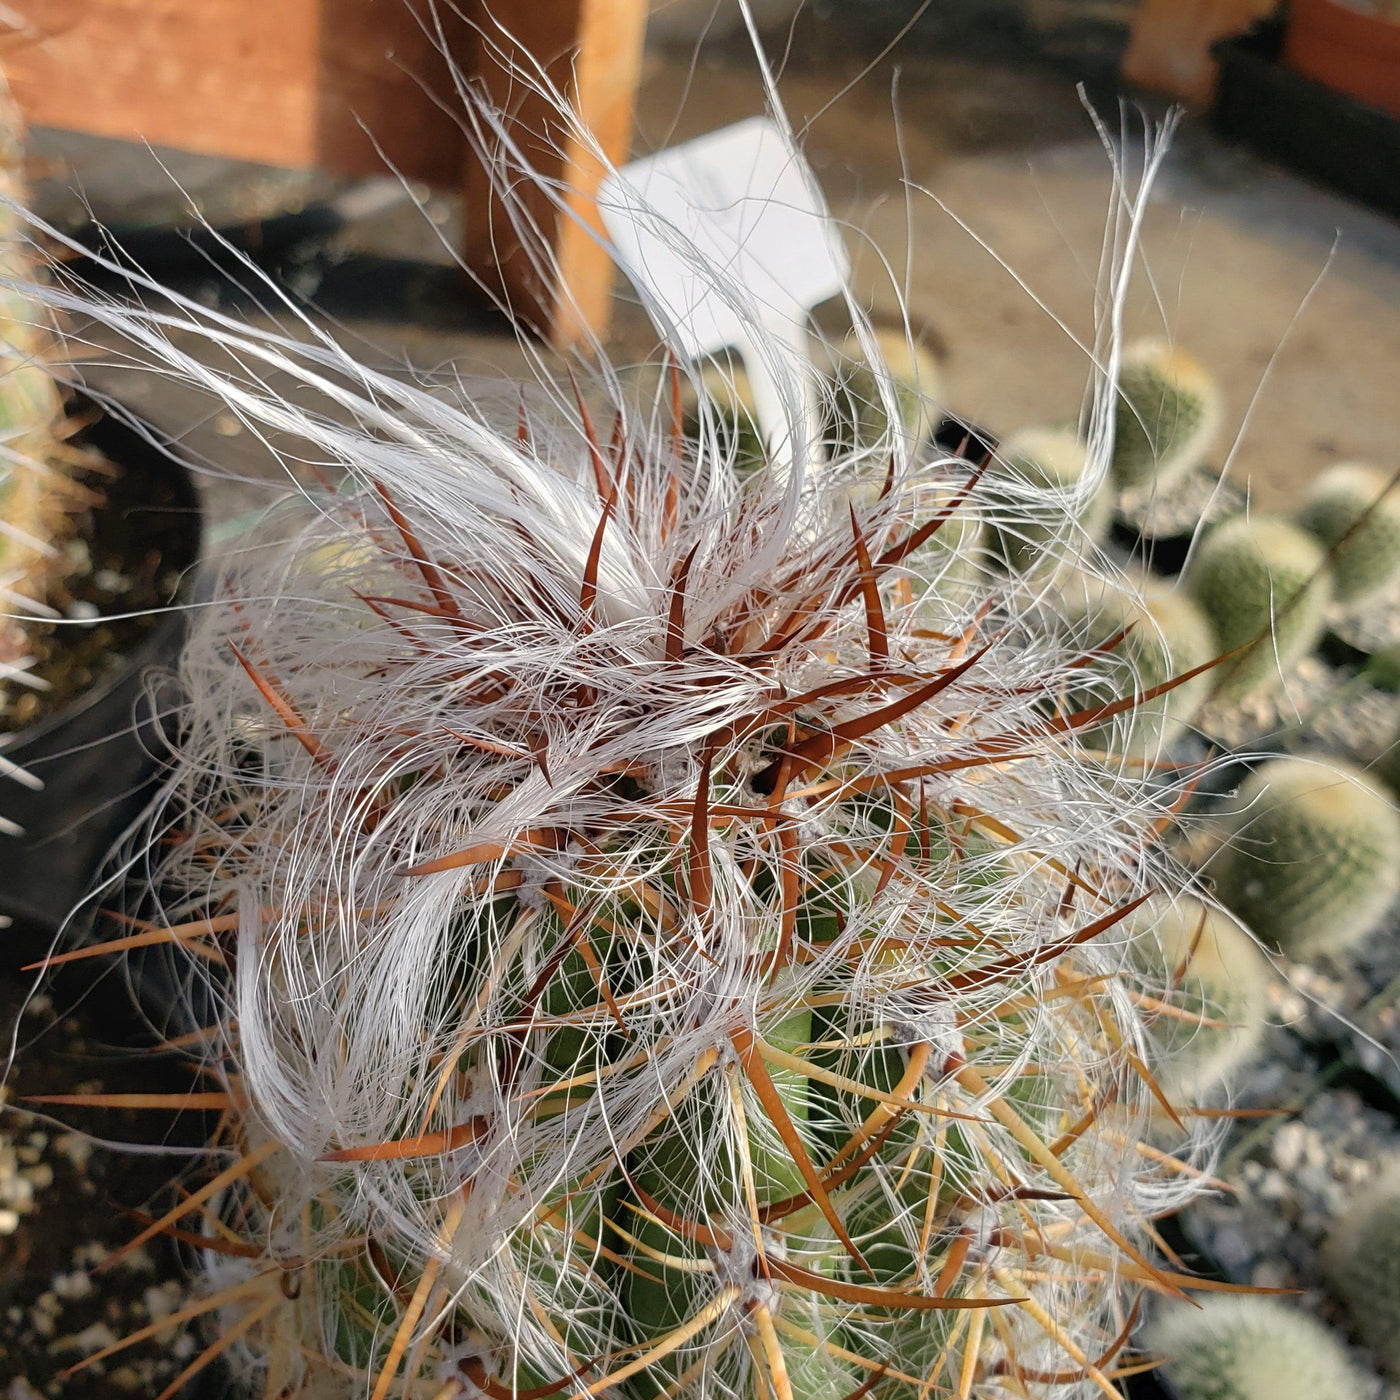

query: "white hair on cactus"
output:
4 27 1227 1400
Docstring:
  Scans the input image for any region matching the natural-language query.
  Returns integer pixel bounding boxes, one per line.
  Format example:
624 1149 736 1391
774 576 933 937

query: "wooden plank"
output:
1122 0 1279 106
464 0 648 348
4 0 469 183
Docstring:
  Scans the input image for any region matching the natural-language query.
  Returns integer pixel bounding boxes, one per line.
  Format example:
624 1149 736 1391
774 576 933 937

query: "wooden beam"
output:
3 0 471 183
5 0 649 343
1122 0 1279 106
463 0 648 349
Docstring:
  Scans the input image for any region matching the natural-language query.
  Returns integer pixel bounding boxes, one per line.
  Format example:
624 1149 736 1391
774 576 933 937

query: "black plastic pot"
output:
1212 19 1400 222
0 407 202 939
1109 470 1248 581
933 411 998 464
1124 1366 1179 1399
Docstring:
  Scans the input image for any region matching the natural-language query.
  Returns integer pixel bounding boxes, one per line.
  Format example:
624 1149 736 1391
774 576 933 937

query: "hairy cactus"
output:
1054 575 1218 756
1112 339 1222 492
1324 1168 1400 1378
1130 895 1270 1100
25 107 1222 1400
0 74 72 715
826 326 940 457
1145 1296 1367 1400
1298 461 1400 604
1209 756 1400 960
1184 515 1332 698
990 425 1111 573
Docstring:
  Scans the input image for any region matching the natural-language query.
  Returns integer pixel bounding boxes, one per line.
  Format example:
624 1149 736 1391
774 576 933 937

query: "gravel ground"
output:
1179 1022 1400 1398
0 963 208 1397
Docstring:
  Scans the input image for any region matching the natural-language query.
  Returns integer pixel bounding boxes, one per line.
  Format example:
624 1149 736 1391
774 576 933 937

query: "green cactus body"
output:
1130 896 1270 1100
1145 1296 1367 1400
1184 515 1332 698
1056 577 1218 756
906 483 986 610
0 74 70 682
1210 757 1400 960
686 361 767 474
1112 340 1222 492
1298 461 1400 604
990 425 1111 574
620 1199 854 1400
1324 1170 1400 1378
826 328 940 457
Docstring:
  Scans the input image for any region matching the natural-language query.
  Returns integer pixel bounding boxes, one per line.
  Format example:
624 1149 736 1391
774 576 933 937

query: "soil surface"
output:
0 948 211 1397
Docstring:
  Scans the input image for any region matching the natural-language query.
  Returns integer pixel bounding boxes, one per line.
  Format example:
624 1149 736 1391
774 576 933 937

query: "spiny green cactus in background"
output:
1184 515 1332 698
1112 339 1222 492
1053 575 1218 756
0 72 72 706
1145 1296 1368 1400
1324 1168 1400 1379
1298 461 1400 604
684 359 767 473
990 425 1111 573
825 326 940 457
1209 756 1400 961
1130 895 1271 1101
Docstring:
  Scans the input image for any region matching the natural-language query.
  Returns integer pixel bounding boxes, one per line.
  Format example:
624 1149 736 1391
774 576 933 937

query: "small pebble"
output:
91 568 129 593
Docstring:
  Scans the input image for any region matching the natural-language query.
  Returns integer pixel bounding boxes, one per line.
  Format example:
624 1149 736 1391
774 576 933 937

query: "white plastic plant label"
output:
598 116 849 466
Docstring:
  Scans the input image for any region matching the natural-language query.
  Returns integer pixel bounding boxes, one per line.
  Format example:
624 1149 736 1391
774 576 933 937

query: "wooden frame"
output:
1122 0 1280 106
4 0 649 345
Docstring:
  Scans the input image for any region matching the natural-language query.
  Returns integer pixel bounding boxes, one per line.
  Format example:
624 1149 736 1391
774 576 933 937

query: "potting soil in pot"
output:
0 965 207 1395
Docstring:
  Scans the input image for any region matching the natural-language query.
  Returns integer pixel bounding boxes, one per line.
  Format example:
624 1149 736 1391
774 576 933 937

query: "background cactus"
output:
1298 461 1400 604
0 72 73 714
1208 756 1400 961
825 326 940 457
1053 575 1218 756
1130 895 1271 1101
684 358 767 473
1324 1168 1400 1379
1112 339 1222 492
1145 1296 1367 1400
1184 515 1332 698
990 425 1111 573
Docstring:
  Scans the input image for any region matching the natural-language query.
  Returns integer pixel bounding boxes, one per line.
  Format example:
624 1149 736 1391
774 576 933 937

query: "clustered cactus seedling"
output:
825 326 940 459
1297 460 1400 604
1323 1167 1400 1379
21 151 1236 1395
1183 515 1332 699
1145 1295 1367 1400
681 358 767 473
0 73 74 715
1050 576 1218 758
1208 756 1400 961
1130 895 1271 1101
675 328 940 473
989 425 1110 575
1111 339 1222 494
